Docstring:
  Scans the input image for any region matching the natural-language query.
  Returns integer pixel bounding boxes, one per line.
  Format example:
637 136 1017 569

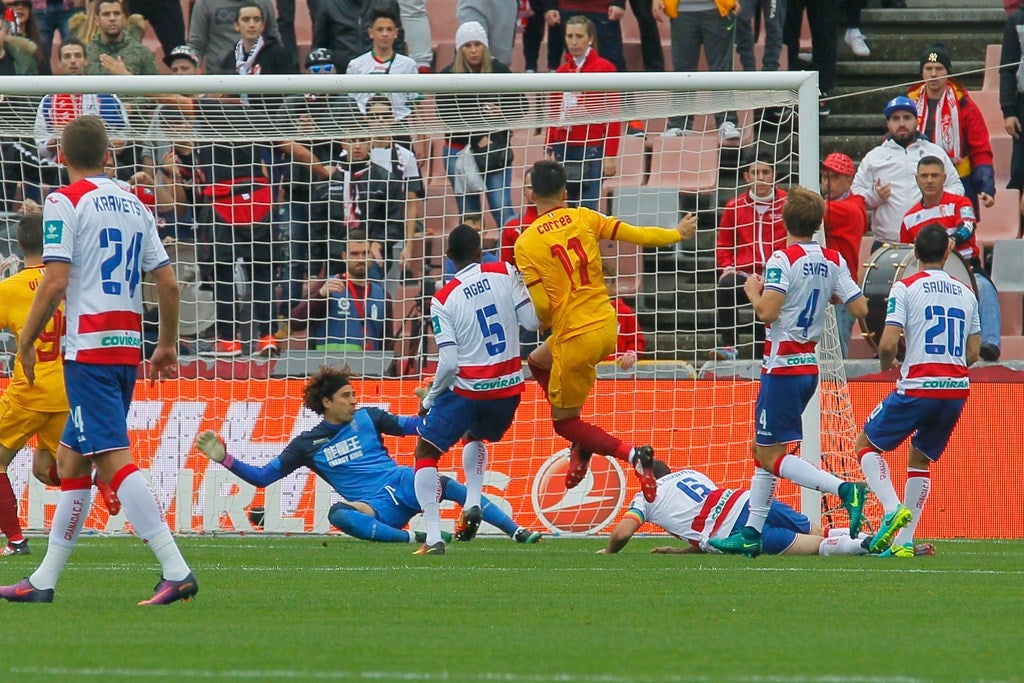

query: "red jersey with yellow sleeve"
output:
514 206 681 341
0 265 68 413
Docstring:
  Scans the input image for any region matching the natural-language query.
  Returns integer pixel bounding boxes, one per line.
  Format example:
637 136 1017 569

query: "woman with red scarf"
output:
908 43 996 215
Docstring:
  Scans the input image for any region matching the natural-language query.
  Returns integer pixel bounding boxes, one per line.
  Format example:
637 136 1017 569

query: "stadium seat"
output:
976 189 1021 249
999 291 1024 336
608 186 681 228
990 239 1024 296
968 90 1010 142
599 239 642 298
601 134 648 195
991 135 1013 188
982 44 1001 92
646 135 719 194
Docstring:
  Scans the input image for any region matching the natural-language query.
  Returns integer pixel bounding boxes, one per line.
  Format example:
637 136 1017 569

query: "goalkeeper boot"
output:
1 539 30 556
414 530 453 544
877 543 916 558
632 445 657 502
709 526 762 557
413 541 445 556
454 505 482 542
564 443 592 490
93 471 121 517
839 482 868 537
867 504 913 554
0 577 53 603
137 572 199 605
514 527 543 544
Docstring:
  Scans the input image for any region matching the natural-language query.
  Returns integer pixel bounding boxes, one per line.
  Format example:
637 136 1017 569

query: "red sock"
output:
48 464 61 486
527 357 550 393
553 418 632 461
0 473 24 543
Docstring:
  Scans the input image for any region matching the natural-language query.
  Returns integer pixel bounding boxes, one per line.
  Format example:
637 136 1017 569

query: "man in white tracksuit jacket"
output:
852 95 963 244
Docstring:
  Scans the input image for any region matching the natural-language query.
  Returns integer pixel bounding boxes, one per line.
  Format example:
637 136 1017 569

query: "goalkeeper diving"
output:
194 366 542 544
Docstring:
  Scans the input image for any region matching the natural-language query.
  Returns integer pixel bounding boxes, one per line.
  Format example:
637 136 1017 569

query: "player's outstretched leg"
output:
838 482 868 537
867 504 913 554
329 502 418 543
709 526 763 558
564 442 592 490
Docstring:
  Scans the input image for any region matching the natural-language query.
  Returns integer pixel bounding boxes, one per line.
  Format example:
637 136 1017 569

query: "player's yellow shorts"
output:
0 394 67 454
548 319 617 409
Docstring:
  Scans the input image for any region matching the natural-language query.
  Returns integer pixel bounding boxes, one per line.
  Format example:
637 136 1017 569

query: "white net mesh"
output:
0 72 872 537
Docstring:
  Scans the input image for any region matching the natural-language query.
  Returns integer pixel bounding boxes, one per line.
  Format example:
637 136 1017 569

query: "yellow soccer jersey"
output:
515 206 682 340
0 265 67 413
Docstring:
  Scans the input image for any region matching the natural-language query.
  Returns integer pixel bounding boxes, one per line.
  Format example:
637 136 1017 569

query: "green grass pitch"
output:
0 536 1020 682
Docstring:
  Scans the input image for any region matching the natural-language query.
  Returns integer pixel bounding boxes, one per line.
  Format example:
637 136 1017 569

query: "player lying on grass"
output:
195 366 542 544
597 460 870 556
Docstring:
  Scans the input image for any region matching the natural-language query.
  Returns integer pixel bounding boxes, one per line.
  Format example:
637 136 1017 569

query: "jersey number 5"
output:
550 237 591 290
475 304 507 356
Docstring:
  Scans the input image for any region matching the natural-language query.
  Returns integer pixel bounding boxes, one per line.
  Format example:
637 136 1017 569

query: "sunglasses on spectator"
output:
309 63 334 73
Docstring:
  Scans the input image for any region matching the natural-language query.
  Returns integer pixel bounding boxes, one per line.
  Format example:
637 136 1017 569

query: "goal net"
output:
0 71 876 537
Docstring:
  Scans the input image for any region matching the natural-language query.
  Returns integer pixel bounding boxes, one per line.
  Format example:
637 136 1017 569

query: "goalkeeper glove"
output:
196 430 227 463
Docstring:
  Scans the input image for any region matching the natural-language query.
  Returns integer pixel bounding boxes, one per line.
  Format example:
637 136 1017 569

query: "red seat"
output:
647 135 719 194
976 189 1021 249
999 291 1023 336
982 44 1001 92
968 90 1008 142
601 134 648 195
991 135 1014 188
599 239 642 298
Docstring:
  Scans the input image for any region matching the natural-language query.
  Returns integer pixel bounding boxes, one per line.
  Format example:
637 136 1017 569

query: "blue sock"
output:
328 505 410 543
441 478 518 537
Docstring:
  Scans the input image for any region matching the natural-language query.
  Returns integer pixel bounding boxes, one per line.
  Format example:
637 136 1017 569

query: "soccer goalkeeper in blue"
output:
194 366 542 544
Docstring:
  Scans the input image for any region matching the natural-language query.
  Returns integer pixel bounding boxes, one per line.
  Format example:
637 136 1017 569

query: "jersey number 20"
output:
924 305 966 356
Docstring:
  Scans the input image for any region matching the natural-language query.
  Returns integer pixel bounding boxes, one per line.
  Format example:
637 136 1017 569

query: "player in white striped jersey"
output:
598 461 869 556
412 225 540 555
0 116 196 605
856 224 980 557
712 187 870 558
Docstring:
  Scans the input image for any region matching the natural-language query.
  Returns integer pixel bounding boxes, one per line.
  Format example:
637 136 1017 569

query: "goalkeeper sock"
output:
413 465 443 545
30 476 92 590
0 473 24 544
113 464 190 581
461 440 487 510
894 468 930 546
818 534 869 556
776 453 843 495
480 495 518 536
745 467 776 533
553 417 631 460
857 448 900 514
328 506 412 542
527 357 550 394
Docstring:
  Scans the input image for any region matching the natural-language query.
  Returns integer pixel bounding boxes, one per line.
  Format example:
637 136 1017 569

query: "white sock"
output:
859 451 901 514
117 469 190 581
777 454 843 495
414 466 442 545
895 468 930 546
30 484 92 590
461 441 487 510
746 467 776 533
818 534 869 556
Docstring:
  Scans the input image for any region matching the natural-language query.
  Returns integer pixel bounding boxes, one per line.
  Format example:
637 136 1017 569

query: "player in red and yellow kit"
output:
514 159 696 501
0 214 67 556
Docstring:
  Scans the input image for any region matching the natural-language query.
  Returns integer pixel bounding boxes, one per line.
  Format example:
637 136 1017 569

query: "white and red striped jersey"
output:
626 469 749 552
886 269 980 399
42 176 170 365
430 262 539 400
761 242 863 375
899 192 979 262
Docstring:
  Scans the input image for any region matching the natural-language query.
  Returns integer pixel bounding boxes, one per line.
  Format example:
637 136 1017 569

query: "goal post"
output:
0 70 874 537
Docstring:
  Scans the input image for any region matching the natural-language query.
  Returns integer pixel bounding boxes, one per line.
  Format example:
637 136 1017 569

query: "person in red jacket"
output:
907 43 996 216
821 151 868 358
714 151 787 358
545 14 621 210
604 263 645 369
500 166 539 265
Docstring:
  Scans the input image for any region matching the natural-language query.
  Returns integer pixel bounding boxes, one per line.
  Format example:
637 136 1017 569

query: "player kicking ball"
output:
710 187 871 558
855 223 980 557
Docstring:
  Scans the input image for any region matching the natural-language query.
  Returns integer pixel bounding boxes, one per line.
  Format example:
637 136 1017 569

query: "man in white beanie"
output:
457 0 517 66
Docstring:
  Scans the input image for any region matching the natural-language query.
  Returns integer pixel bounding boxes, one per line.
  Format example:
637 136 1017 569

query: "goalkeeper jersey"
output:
0 265 67 413
514 206 681 341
